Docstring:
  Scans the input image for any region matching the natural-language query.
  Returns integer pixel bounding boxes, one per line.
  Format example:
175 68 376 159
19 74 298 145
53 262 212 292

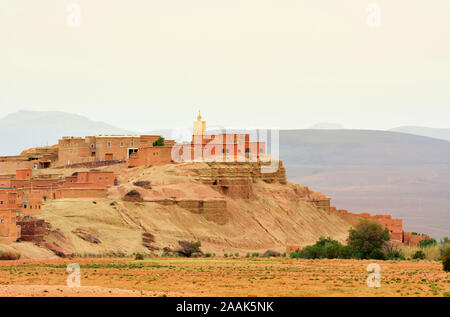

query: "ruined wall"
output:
192 161 286 199
17 217 45 242
403 232 431 246
330 207 416 244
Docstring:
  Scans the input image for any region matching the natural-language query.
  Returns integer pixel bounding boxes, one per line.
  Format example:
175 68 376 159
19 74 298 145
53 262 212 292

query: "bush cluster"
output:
419 238 437 248
443 246 450 272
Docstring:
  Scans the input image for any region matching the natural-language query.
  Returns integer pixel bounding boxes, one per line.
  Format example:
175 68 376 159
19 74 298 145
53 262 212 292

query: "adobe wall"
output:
19 194 43 216
16 169 33 180
403 232 431 246
0 160 36 175
17 217 45 242
331 207 410 244
128 146 173 167
0 178 12 188
0 209 20 243
55 188 108 199
76 171 115 187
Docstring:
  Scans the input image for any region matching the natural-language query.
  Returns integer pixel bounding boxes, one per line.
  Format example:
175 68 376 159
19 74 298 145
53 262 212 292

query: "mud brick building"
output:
172 113 267 162
58 135 175 166
0 146 58 174
0 191 20 243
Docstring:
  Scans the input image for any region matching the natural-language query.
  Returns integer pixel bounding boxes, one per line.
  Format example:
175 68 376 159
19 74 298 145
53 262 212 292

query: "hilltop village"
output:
0 114 429 252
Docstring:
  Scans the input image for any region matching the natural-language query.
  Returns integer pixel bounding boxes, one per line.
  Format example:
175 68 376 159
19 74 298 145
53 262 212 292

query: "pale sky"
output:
1 0 449 132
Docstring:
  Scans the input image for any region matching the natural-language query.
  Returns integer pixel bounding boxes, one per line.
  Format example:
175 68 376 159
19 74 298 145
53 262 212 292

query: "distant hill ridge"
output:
0 110 132 156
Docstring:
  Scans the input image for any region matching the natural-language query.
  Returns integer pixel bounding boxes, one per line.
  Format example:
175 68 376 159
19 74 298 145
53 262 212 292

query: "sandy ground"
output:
0 257 448 297
0 284 169 297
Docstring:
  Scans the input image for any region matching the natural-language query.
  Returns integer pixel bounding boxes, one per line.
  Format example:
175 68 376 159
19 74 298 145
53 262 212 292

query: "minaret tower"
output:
193 110 206 136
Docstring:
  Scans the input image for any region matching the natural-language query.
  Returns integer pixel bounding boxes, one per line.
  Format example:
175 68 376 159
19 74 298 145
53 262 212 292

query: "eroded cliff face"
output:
12 161 354 258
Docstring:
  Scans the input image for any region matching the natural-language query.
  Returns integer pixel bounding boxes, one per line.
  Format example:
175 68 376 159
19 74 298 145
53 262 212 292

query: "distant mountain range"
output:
309 122 344 130
0 110 448 238
0 111 132 156
389 126 450 142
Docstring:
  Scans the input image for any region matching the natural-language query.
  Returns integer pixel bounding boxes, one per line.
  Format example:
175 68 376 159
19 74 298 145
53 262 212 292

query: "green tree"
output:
419 238 437 248
443 246 450 272
347 220 390 259
153 137 165 147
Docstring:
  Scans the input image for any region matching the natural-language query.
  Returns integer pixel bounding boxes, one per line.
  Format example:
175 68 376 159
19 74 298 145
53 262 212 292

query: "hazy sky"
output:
1 1 449 132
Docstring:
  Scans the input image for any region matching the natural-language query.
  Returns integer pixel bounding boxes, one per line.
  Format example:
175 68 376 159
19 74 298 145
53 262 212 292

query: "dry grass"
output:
401 245 443 261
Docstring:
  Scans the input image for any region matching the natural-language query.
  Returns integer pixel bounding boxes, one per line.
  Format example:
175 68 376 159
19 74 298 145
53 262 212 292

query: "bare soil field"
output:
1 257 448 297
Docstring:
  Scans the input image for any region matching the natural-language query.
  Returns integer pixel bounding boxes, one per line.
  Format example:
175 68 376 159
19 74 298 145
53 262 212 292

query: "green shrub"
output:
369 248 386 260
176 240 202 257
224 253 228 257
291 237 348 259
419 238 437 248
135 253 144 260
339 245 356 259
246 253 250 258
412 250 426 260
235 253 239 257
152 137 165 147
347 220 390 259
289 251 300 259
386 251 404 260
204 253 212 258
383 241 405 260
442 246 450 272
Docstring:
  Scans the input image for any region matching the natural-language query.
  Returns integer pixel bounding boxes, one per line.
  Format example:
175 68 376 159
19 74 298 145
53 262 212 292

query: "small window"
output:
107 142 111 148
120 142 124 147
130 141 134 147
106 177 109 182
259 148 263 153
23 205 27 209
0 201 3 205
99 177 102 182
90 144 95 149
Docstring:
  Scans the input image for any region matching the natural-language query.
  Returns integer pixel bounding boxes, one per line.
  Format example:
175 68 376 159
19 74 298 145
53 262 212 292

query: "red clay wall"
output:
0 209 19 243
16 169 33 180
128 146 173 167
